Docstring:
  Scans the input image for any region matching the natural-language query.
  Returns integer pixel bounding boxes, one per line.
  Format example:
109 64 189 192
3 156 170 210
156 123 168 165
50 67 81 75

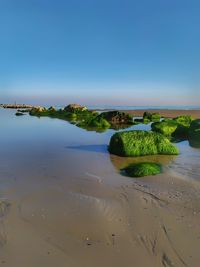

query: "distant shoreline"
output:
91 108 200 119
122 109 200 119
1 104 200 119
0 104 34 109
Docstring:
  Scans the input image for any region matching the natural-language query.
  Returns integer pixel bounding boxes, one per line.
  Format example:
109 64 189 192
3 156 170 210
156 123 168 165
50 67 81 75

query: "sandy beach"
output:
0 108 199 267
122 109 200 119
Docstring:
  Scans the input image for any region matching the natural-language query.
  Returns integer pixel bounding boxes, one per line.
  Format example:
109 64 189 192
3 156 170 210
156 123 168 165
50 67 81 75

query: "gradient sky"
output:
0 0 200 106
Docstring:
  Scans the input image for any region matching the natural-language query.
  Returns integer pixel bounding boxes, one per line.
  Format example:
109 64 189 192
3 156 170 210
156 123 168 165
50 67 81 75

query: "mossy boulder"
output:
122 162 162 177
188 119 200 147
109 130 179 157
143 112 161 122
151 120 178 136
143 112 152 121
152 116 192 141
98 111 133 124
173 115 193 127
151 113 161 122
172 126 188 142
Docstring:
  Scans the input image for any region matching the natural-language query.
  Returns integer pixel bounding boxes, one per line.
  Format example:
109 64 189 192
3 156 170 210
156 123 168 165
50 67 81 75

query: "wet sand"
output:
0 108 200 267
1 165 200 267
122 109 200 119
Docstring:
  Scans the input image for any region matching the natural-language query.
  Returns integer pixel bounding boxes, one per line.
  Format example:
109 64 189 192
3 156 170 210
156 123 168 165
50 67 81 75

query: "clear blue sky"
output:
0 0 200 106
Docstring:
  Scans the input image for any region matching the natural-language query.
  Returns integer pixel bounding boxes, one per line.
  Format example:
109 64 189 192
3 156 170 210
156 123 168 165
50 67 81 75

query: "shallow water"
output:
1 109 200 183
0 108 200 267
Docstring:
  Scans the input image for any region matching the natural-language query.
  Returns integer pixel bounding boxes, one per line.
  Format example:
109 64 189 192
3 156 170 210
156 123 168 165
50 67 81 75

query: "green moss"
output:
122 162 162 177
143 112 151 120
133 112 161 124
108 130 179 157
151 113 161 122
77 116 110 129
188 119 200 147
88 117 111 128
143 112 161 122
152 117 192 141
151 120 178 136
66 112 77 119
173 115 193 127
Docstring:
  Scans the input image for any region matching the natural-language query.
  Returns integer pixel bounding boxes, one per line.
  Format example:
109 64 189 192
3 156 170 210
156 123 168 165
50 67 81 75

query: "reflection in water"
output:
110 153 176 176
109 141 200 181
189 139 200 148
168 141 200 180
67 144 108 154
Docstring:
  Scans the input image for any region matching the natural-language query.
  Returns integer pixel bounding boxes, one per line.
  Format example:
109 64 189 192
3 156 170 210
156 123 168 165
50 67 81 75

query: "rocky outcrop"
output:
64 104 88 113
188 119 200 147
151 116 194 141
98 111 133 124
108 130 179 157
143 112 161 122
29 106 47 115
1 104 34 109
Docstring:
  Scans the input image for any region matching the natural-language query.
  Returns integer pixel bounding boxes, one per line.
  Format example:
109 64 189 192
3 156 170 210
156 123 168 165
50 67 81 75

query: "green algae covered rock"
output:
151 113 161 122
123 162 162 177
88 117 111 128
108 130 179 157
173 115 194 127
76 115 110 129
84 116 110 128
143 112 161 122
151 116 193 141
188 119 200 147
151 120 178 136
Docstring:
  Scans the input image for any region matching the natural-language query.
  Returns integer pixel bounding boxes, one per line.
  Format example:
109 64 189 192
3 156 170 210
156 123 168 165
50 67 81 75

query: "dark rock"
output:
188 119 200 147
98 111 133 124
64 104 88 113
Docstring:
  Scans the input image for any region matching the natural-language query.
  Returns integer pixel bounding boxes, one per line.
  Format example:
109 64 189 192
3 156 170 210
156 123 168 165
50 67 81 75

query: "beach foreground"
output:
0 108 200 267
